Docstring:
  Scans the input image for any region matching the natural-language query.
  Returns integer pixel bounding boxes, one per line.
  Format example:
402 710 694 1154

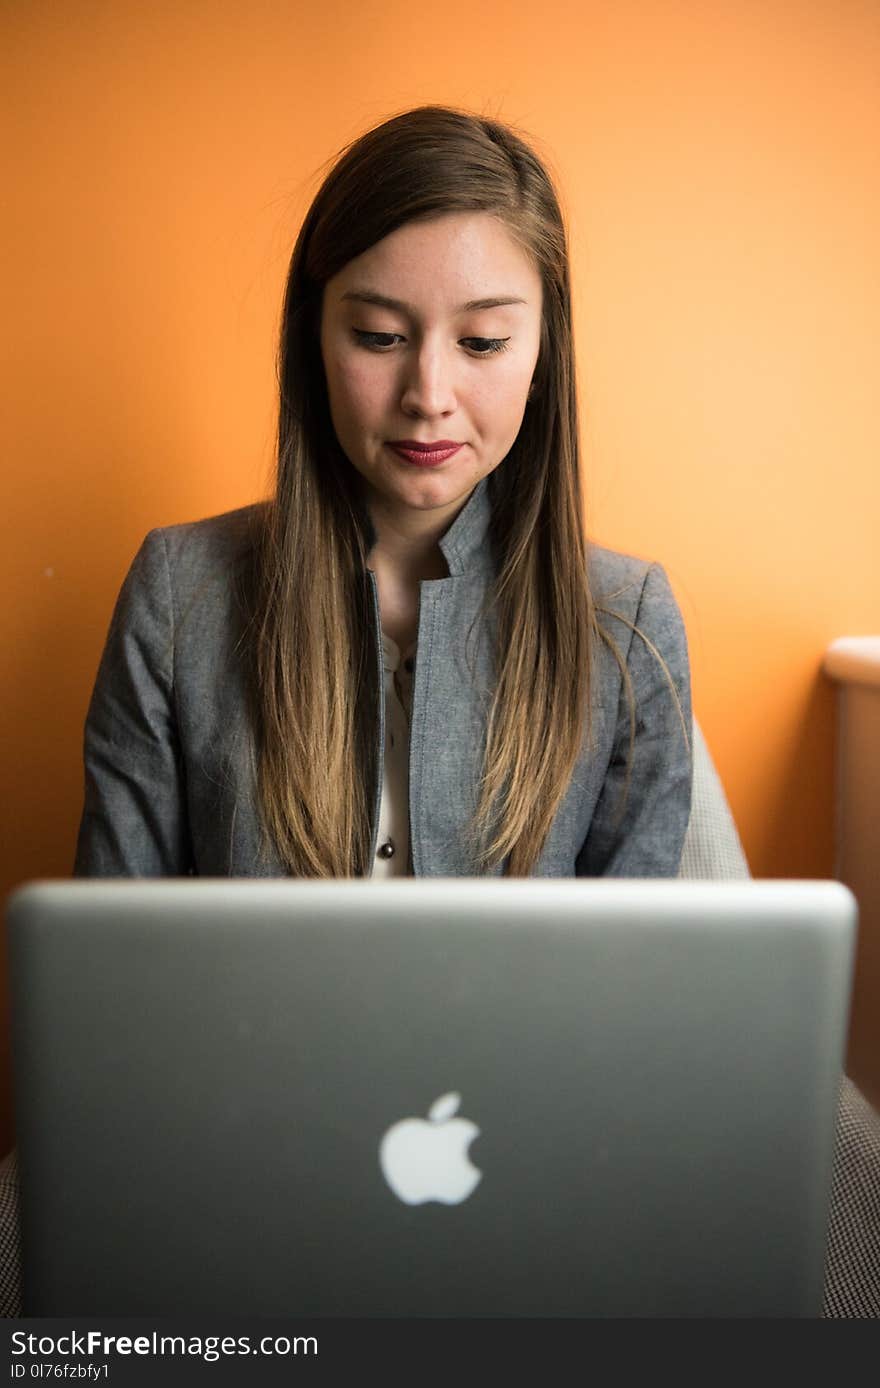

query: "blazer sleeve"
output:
72 529 194 876
575 562 693 877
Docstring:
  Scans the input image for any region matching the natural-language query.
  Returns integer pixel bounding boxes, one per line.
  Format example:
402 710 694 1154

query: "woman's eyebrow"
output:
339 289 527 315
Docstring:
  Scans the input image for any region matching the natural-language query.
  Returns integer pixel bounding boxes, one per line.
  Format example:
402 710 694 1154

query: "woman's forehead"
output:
326 212 541 316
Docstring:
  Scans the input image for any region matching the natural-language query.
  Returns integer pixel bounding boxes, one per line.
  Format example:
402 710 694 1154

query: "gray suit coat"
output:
73 477 692 877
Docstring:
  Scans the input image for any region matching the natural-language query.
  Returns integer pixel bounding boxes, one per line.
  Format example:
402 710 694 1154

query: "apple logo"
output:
379 1092 482 1206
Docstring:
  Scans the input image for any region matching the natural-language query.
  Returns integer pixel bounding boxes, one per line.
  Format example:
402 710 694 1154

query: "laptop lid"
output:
6 878 856 1317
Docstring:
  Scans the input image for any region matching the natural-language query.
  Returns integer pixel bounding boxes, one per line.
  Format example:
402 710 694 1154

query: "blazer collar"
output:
360 475 493 577
437 476 492 575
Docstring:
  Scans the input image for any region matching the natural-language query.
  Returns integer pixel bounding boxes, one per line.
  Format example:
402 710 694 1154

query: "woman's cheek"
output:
346 361 387 412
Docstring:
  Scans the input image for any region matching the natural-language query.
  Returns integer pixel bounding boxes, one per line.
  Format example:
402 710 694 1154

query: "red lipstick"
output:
387 440 463 467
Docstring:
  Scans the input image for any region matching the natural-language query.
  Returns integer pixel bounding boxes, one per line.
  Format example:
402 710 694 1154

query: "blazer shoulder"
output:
588 541 687 677
588 540 655 613
117 502 269 643
150 501 268 576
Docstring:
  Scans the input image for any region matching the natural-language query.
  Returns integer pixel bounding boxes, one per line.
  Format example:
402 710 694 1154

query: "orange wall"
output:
2 1 878 1150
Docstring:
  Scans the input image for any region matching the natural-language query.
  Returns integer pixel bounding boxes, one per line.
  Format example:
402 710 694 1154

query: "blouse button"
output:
377 840 395 859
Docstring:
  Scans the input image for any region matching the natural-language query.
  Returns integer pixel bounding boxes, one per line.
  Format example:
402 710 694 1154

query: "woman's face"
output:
319 211 543 534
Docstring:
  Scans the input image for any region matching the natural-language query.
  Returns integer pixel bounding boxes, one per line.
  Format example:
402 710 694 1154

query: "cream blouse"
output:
372 631 416 877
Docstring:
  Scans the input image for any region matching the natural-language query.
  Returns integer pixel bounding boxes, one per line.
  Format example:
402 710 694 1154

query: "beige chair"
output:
679 719 750 880
824 638 880 1107
679 716 879 1317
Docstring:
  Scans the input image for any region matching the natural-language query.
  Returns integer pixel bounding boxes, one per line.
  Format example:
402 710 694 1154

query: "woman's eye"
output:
353 331 400 350
352 330 510 356
467 338 510 355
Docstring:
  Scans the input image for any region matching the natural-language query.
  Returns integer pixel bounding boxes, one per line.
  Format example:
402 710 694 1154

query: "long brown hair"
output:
246 104 688 877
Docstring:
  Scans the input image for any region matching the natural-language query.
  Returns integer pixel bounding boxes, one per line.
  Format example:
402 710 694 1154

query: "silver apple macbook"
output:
5 877 856 1317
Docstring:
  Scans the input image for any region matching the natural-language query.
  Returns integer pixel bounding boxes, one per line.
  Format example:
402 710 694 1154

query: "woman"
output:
3 103 878 1320
72 105 692 881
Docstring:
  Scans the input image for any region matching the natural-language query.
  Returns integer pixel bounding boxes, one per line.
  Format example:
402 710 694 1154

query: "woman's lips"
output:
386 443 463 467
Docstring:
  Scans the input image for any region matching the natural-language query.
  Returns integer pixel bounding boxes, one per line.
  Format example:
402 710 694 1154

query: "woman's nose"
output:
399 342 458 417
